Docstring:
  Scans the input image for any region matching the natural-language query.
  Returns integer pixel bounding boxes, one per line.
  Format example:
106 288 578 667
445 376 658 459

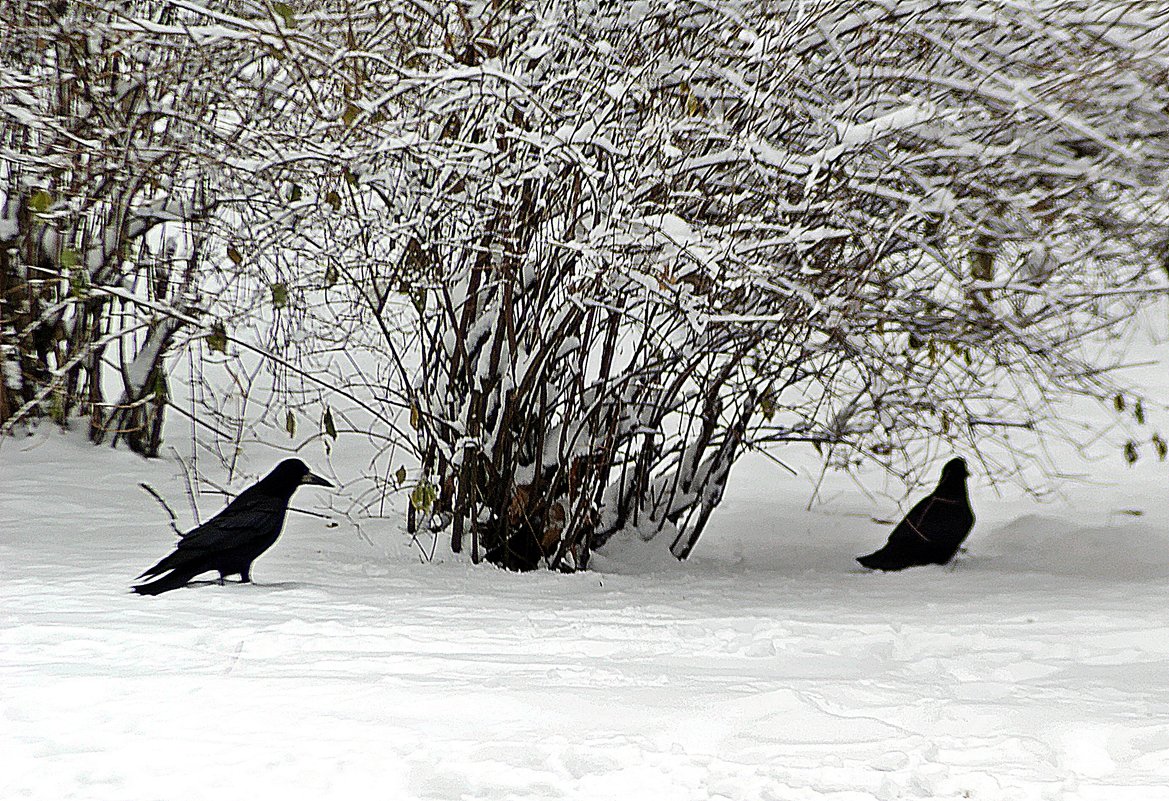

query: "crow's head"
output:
268 458 334 491
941 457 969 479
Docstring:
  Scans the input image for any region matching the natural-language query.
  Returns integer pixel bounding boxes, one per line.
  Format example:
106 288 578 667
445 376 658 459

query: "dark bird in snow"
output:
132 459 333 596
857 457 974 571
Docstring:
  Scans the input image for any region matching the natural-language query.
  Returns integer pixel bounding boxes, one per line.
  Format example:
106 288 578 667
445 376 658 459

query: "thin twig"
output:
170 446 201 526
139 482 183 535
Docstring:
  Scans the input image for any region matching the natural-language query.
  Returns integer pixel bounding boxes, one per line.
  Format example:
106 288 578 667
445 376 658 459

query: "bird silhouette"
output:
133 459 333 595
857 457 974 571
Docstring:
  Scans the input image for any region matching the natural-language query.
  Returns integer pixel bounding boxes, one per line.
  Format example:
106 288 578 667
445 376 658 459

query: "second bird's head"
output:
269 458 334 490
941 457 969 479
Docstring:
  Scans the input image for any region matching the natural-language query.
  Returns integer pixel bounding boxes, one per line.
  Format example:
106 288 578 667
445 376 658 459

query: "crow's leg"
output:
240 566 252 584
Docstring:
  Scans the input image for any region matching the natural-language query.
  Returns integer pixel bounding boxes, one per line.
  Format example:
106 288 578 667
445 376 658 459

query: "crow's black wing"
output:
884 494 937 547
923 497 974 555
176 490 286 552
133 495 282 583
887 491 972 561
856 494 938 570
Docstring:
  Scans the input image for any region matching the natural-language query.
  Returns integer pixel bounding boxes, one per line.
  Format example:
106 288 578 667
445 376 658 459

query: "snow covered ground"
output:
3 355 1169 800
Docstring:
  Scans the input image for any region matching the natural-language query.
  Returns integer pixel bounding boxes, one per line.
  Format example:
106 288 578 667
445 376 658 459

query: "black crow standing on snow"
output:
857 457 974 571
132 459 333 596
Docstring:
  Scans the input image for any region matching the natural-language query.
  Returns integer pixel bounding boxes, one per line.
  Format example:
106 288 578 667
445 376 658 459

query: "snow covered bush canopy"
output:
366 0 1169 568
3 0 1167 569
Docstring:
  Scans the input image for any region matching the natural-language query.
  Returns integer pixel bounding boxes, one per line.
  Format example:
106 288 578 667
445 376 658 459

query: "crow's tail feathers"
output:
132 567 201 596
135 550 183 580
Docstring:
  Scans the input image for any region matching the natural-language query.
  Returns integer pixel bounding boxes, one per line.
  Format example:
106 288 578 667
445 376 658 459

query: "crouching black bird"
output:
857 457 974 571
133 459 333 596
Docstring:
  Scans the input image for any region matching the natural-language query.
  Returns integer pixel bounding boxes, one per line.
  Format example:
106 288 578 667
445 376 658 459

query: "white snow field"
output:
3 411 1169 800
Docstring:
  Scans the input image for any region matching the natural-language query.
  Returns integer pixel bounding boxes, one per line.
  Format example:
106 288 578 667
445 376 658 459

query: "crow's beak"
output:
302 470 334 488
